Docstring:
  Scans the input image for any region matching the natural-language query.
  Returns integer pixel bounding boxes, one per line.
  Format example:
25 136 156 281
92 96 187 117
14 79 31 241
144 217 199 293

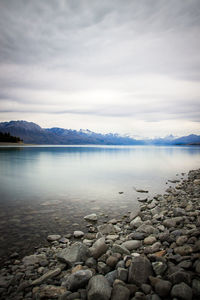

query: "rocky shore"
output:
0 169 200 300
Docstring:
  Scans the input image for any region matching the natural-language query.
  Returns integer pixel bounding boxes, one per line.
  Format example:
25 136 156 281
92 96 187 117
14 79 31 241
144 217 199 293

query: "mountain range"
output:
0 120 200 145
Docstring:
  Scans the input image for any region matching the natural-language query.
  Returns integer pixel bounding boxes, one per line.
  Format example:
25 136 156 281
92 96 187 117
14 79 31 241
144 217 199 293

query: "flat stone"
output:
87 275 112 300
22 254 47 266
32 268 61 285
136 224 158 234
47 234 61 241
122 240 141 251
57 242 90 267
112 244 130 255
128 256 153 285
64 269 93 291
90 237 108 259
84 213 98 221
171 282 193 300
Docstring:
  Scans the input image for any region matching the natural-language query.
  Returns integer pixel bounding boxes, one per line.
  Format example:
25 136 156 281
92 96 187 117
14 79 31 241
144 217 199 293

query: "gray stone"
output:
136 224 158 235
87 275 112 300
57 242 90 266
105 270 117 286
112 244 130 255
122 240 141 251
73 231 84 238
85 257 97 268
173 207 185 216
130 216 142 228
130 210 140 221
32 268 61 285
64 270 92 291
171 282 193 300
111 283 130 300
97 224 116 235
106 256 119 268
47 234 61 241
174 245 193 256
22 254 47 266
117 268 128 282
84 213 98 221
97 262 110 275
168 270 191 285
90 237 108 259
144 236 156 245
128 256 153 285
192 279 200 296
154 279 172 297
176 235 188 246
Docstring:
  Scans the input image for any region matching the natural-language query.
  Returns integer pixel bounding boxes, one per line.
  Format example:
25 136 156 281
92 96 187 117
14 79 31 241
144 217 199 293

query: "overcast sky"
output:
0 0 200 137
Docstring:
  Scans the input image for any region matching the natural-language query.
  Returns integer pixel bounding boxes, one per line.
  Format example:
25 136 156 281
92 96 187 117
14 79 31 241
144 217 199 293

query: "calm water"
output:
0 145 200 264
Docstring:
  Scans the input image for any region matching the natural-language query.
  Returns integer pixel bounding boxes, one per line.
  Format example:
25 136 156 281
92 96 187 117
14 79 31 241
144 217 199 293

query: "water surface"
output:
0 145 200 264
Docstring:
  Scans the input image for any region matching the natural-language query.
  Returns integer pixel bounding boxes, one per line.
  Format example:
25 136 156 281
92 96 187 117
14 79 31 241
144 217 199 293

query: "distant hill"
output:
0 121 199 145
0 121 144 145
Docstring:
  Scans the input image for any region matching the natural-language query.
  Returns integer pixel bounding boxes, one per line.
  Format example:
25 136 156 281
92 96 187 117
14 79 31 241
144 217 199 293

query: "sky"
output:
0 0 200 138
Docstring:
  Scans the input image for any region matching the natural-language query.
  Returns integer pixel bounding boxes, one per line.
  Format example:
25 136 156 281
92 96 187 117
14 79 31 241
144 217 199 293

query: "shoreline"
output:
0 169 200 299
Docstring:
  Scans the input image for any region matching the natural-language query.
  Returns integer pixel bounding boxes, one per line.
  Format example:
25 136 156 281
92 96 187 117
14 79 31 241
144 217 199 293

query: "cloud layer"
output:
0 0 200 137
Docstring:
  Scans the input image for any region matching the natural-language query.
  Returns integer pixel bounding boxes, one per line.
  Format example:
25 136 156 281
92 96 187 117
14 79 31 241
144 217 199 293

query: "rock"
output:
128 256 153 285
176 235 188 246
154 279 172 297
32 268 61 285
57 242 90 266
97 224 116 235
194 179 200 185
87 275 112 300
106 234 119 241
32 285 66 299
152 262 167 276
122 240 141 251
163 219 176 228
105 270 117 285
112 244 130 255
192 279 200 296
135 189 149 193
173 207 185 216
84 213 98 221
85 257 97 268
130 216 142 228
22 254 47 266
136 224 158 235
106 256 119 268
141 283 151 295
168 270 191 285
64 269 92 291
90 237 108 259
111 283 130 300
129 232 145 240
47 234 61 241
130 210 140 221
117 267 128 282
97 262 110 274
0 276 10 288
174 245 193 256
171 282 193 300
144 236 157 245
73 231 84 238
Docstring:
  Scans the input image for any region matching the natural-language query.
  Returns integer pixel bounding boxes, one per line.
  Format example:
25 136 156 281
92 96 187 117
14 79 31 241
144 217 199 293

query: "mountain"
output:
0 121 200 145
0 121 144 145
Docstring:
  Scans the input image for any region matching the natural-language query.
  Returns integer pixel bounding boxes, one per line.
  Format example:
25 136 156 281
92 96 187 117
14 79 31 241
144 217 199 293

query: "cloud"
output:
0 0 200 136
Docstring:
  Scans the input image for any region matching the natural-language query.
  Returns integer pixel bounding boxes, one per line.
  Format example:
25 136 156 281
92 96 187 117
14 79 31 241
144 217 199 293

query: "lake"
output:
0 145 200 264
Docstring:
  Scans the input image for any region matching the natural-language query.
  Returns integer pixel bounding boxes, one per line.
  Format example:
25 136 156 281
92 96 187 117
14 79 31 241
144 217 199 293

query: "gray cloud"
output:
0 0 200 136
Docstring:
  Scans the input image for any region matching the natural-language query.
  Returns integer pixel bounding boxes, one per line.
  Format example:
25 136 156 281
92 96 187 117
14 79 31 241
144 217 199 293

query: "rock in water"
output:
47 234 61 241
84 213 98 221
128 256 153 285
57 242 90 266
73 231 84 238
87 275 112 300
